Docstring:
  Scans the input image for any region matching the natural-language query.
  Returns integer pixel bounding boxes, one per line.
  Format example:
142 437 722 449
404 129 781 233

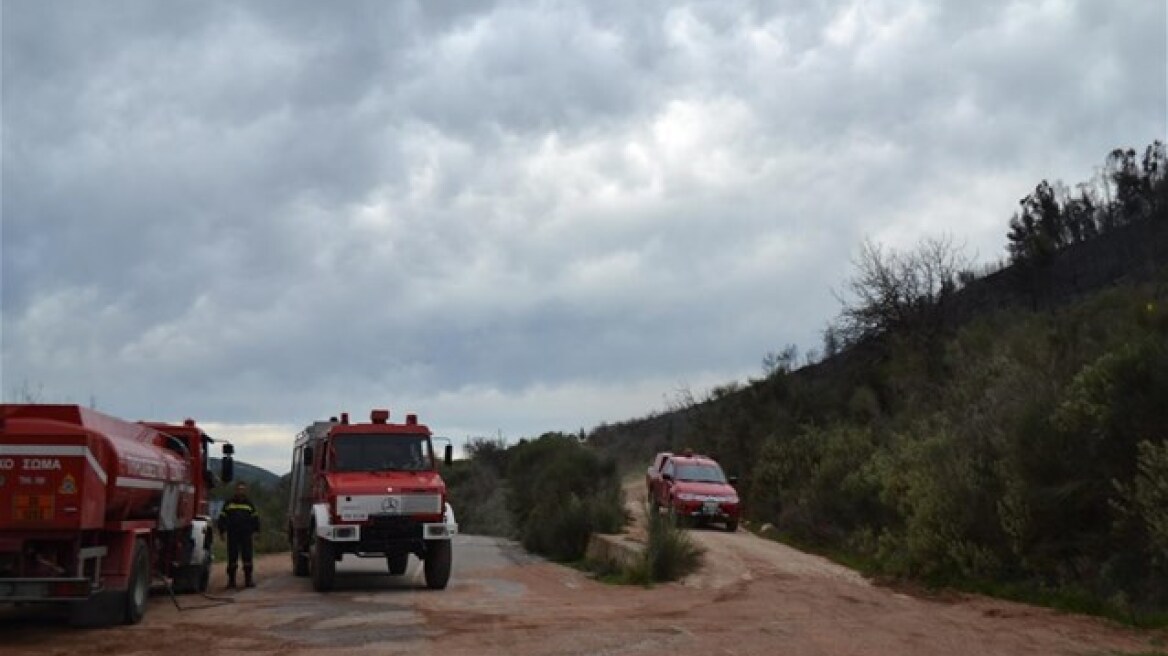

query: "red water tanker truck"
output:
0 404 234 625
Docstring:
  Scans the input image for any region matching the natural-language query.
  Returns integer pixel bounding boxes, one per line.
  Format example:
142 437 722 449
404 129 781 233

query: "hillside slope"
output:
590 216 1168 620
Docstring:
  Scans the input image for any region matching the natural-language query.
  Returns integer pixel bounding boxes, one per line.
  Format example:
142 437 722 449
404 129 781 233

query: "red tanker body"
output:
0 404 234 625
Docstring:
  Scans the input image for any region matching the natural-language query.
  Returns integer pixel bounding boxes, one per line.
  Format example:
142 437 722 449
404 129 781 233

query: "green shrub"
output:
506 433 626 561
1116 440 1168 562
522 493 592 560
445 458 514 537
642 505 703 582
749 423 883 545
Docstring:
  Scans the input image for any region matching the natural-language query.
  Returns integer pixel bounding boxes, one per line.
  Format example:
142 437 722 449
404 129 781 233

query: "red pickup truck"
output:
646 451 740 531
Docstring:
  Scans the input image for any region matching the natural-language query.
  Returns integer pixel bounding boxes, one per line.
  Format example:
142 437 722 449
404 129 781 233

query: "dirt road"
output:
2 531 1164 655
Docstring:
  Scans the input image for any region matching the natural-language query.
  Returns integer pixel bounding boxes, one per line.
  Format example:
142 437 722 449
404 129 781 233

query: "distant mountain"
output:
209 457 282 489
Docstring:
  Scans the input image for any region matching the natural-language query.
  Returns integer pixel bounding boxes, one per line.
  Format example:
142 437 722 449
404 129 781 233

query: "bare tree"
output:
762 344 798 377
833 235 971 346
9 379 45 403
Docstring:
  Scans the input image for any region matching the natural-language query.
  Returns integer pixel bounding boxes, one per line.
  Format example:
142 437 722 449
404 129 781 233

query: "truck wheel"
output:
124 540 150 625
195 561 211 592
291 533 310 577
290 528 309 576
387 553 408 576
423 540 452 590
725 519 739 533
176 562 210 594
292 547 310 577
310 533 335 592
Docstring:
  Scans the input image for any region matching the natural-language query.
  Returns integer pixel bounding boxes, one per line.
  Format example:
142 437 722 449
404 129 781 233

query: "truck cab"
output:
286 409 457 591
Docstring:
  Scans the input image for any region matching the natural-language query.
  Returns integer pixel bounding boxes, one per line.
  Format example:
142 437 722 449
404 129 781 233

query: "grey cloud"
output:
3 0 1163 436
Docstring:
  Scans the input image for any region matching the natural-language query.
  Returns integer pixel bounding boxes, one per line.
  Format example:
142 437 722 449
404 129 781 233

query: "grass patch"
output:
575 506 705 586
751 525 1168 630
583 505 704 586
640 508 703 583
951 580 1168 630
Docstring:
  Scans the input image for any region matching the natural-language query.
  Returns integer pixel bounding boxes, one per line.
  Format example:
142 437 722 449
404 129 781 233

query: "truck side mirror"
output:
662 473 673 482
303 447 314 467
444 444 453 466
728 475 739 486
220 442 235 482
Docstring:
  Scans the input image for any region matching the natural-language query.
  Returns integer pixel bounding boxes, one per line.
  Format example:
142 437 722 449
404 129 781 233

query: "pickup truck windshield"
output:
332 434 432 472
676 464 726 483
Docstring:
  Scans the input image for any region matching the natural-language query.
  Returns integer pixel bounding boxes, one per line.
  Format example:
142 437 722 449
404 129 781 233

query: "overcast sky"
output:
2 0 1164 475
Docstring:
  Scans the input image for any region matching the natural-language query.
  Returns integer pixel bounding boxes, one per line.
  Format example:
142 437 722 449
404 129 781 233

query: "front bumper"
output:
673 499 740 522
0 577 94 602
318 515 458 544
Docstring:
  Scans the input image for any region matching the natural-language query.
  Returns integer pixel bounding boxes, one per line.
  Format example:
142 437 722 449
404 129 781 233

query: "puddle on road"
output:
312 609 423 630
267 596 436 647
262 537 533 647
475 577 525 598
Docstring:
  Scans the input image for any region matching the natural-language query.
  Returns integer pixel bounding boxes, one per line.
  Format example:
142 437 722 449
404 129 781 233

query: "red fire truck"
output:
286 409 457 592
0 404 234 625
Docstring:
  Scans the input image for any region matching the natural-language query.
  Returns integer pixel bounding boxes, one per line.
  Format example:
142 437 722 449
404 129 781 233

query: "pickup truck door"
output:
659 459 676 502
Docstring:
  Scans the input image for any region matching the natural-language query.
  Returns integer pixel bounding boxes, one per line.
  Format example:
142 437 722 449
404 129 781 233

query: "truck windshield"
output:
332 434 432 472
676 464 726 483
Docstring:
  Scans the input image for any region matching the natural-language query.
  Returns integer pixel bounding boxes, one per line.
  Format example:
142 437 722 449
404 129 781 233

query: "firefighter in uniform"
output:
217 481 260 589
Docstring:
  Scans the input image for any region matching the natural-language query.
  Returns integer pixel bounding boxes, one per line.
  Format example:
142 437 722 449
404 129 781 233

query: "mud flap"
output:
68 590 124 627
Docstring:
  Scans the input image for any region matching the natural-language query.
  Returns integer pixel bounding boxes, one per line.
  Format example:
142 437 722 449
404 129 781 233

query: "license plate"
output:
14 494 54 521
702 501 719 515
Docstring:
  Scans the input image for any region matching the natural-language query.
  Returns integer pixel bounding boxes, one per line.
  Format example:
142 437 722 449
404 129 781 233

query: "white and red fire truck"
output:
286 409 457 591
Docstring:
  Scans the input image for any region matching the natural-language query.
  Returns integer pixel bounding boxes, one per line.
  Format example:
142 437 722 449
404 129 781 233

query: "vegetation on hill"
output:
587 142 1168 622
208 462 290 555
442 142 1168 607
446 433 625 561
208 457 282 489
1006 143 1166 266
446 433 702 584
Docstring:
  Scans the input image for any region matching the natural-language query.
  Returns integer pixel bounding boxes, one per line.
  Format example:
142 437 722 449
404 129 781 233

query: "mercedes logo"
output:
381 497 400 512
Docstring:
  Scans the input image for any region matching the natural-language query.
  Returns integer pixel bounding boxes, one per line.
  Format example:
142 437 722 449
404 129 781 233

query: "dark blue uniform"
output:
216 490 260 588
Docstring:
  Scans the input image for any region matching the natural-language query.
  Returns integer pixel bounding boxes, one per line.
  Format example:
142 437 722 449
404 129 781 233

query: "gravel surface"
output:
2 504 1163 655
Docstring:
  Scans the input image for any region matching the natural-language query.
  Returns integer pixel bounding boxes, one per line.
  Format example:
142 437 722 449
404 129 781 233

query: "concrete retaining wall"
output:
585 533 644 569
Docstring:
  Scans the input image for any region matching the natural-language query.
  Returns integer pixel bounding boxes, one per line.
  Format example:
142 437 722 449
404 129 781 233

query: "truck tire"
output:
423 540 452 590
292 546 310 577
175 562 210 593
310 533 335 592
290 527 310 576
124 540 150 625
196 561 211 592
387 552 408 576
725 519 739 532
